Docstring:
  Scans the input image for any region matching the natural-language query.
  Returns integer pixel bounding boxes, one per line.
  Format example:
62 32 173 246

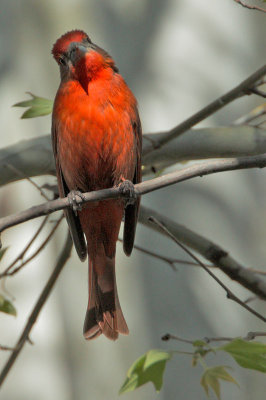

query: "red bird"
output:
51 30 141 340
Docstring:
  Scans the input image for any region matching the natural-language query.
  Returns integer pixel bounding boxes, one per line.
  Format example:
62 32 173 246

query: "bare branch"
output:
123 239 266 275
162 333 194 344
143 126 266 173
5 163 50 200
0 135 55 186
1 153 266 237
1 216 49 276
244 331 266 340
233 0 266 13
0 345 17 351
139 206 266 300
162 331 266 343
0 214 64 279
118 238 177 271
1 127 266 183
143 64 266 155
0 231 73 388
233 103 266 125
248 88 266 98
149 216 266 323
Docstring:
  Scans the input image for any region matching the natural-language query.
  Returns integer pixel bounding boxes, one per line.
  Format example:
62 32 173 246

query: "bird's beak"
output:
68 42 91 65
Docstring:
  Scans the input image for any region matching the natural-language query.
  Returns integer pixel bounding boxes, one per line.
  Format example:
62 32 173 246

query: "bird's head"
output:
52 30 118 89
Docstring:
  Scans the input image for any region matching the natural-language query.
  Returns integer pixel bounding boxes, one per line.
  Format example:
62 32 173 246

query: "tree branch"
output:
139 205 266 300
142 64 266 155
2 215 49 276
149 216 266 323
143 126 266 173
1 127 266 184
1 153 266 237
124 239 266 275
0 214 64 279
0 232 73 388
0 136 55 187
233 0 266 13
162 331 266 343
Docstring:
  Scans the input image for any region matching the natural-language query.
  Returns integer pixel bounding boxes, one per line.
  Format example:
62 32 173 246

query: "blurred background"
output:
0 0 266 399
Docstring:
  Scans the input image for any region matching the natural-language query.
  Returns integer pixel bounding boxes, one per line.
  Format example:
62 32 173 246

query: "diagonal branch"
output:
143 64 266 155
0 214 64 279
149 216 266 323
2 215 49 276
0 231 73 388
233 0 266 13
139 205 266 300
1 153 266 236
124 239 266 275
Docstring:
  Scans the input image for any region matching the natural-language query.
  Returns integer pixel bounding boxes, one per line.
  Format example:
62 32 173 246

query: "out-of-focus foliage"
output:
121 339 266 399
200 366 238 400
119 350 172 394
221 339 266 373
0 295 16 316
13 93 53 119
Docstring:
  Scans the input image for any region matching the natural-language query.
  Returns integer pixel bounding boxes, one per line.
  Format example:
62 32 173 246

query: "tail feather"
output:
83 256 129 341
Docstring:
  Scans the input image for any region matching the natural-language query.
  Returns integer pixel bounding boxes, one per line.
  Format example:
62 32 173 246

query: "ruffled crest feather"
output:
52 30 90 60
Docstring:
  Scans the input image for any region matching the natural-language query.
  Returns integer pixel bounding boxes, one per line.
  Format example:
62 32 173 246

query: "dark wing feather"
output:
52 122 87 261
123 113 142 256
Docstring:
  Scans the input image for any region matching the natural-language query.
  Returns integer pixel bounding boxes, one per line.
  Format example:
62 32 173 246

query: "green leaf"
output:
13 92 53 118
0 247 8 261
0 295 16 316
201 366 238 400
119 349 172 394
220 339 266 373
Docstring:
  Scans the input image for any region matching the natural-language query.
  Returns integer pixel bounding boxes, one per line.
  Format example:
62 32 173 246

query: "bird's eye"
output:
85 36 91 43
58 56 67 66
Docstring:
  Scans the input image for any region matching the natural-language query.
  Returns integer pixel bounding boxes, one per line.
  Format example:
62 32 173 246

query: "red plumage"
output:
52 30 141 340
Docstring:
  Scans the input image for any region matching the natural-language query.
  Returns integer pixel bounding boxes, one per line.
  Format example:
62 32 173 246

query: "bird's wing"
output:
52 121 87 261
123 112 142 256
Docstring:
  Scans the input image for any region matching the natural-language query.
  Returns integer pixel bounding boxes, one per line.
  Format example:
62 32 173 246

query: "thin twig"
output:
233 103 266 126
5 163 50 200
233 0 266 13
1 216 49 276
244 331 266 340
0 214 64 279
118 238 177 271
149 216 266 323
248 88 266 98
162 331 266 344
0 231 73 388
2 153 266 236
119 239 266 276
0 345 17 351
161 334 194 344
140 206 266 300
143 64 266 155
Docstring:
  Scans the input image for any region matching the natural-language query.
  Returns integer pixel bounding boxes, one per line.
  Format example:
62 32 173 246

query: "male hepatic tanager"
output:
51 30 142 340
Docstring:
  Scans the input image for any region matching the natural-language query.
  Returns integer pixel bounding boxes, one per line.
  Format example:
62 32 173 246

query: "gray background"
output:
0 0 265 399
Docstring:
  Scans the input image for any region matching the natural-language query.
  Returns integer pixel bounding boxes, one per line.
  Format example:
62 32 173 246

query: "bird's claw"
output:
118 180 136 206
67 190 86 215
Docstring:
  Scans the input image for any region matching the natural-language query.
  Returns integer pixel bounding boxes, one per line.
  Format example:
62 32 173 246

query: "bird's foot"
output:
118 180 136 206
67 190 86 215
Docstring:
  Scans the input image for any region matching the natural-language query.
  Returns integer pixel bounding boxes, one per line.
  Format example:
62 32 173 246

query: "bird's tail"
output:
83 252 129 340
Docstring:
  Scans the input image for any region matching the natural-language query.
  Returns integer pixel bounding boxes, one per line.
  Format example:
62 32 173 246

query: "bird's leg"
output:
118 178 136 206
67 190 86 215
